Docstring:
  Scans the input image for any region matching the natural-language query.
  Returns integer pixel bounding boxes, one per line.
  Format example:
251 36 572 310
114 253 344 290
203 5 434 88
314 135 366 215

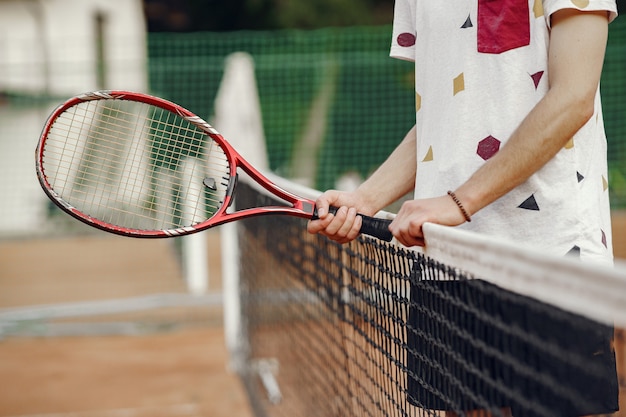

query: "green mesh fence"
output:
603 18 626 208
147 23 626 207
148 26 415 192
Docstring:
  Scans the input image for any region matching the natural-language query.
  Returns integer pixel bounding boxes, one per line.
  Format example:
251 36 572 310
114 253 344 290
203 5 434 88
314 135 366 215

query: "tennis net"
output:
231 175 626 417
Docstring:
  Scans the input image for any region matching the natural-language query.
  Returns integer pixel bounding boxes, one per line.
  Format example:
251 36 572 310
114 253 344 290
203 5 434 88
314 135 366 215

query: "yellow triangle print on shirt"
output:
416 92 422 112
564 137 574 149
453 73 465 96
571 0 590 7
533 0 544 18
603 175 608 191
422 146 434 162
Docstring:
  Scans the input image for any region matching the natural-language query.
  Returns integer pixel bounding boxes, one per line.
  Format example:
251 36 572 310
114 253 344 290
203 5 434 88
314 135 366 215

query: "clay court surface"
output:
1 215 625 417
0 231 253 417
0 328 252 417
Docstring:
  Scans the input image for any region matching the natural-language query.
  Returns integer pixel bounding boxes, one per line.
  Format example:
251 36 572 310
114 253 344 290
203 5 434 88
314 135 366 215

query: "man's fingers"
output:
308 206 363 243
307 213 334 234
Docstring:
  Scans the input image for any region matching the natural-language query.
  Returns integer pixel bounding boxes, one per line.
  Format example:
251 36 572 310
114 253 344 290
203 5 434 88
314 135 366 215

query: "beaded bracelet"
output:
447 191 471 222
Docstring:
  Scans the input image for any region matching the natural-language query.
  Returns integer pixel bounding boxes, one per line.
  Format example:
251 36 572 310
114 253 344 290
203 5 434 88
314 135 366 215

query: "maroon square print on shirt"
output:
478 0 531 54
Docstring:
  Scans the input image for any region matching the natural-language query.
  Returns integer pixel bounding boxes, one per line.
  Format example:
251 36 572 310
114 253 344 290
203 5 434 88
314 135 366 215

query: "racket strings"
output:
42 99 231 231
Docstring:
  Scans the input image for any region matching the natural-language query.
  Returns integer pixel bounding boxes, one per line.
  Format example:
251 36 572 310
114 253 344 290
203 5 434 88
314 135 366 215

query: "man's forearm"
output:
357 125 417 212
456 87 593 215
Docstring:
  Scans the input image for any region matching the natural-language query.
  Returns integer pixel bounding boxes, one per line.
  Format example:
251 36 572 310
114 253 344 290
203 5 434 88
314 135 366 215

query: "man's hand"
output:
307 190 378 244
308 190 469 247
389 195 468 247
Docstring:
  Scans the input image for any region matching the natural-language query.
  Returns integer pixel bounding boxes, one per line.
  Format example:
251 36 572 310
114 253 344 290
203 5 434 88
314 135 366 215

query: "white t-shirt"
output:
390 0 618 263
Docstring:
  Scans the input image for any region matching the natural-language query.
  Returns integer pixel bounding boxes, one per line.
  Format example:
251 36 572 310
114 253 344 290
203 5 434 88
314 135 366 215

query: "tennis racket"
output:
35 90 393 240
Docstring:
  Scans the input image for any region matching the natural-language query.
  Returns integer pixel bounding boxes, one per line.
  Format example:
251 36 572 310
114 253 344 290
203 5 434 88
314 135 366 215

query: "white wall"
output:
0 0 148 236
0 0 147 95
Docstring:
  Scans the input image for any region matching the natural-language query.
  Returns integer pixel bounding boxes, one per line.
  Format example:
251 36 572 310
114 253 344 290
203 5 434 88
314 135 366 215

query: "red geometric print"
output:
397 32 416 47
531 71 544 89
477 0 530 54
477 136 501 160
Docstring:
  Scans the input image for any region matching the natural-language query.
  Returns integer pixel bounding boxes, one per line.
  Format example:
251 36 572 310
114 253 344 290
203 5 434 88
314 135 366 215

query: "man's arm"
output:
389 8 611 247
353 124 418 210
456 8 610 215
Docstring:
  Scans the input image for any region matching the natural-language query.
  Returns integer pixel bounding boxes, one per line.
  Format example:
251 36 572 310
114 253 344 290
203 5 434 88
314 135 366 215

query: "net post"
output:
213 52 268 170
181 233 208 295
180 159 209 295
221 222 244 372
212 51 267 371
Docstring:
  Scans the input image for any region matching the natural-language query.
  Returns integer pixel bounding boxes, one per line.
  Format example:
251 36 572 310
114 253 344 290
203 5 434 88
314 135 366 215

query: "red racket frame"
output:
36 90 318 238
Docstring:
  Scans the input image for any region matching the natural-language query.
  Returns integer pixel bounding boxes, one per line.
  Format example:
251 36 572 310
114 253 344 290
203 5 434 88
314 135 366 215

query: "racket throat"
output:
299 201 315 216
203 173 238 210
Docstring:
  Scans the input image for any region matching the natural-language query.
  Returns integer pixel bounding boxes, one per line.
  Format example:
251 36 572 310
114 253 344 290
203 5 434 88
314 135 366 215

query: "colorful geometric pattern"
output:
390 0 617 261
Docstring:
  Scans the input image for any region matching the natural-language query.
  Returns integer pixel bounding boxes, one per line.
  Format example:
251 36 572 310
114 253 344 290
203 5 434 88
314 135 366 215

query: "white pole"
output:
182 232 208 296
213 52 268 368
221 222 242 370
181 158 208 296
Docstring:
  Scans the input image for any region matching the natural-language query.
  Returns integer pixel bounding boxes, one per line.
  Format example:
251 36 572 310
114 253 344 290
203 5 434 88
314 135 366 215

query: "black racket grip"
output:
313 206 393 242
359 214 393 242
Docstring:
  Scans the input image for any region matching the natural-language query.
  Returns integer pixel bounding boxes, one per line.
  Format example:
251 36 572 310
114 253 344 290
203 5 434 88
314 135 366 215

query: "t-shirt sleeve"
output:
390 0 417 61
543 0 618 28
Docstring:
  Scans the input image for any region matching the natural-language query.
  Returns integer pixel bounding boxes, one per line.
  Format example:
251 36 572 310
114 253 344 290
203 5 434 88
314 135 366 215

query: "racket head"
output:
36 90 237 237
